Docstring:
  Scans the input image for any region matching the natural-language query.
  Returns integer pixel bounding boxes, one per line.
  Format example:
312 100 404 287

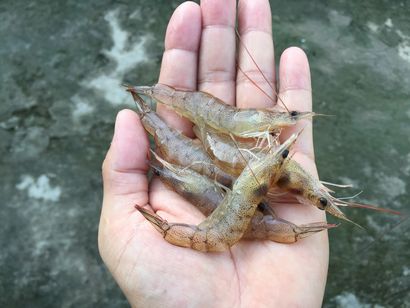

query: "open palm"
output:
99 0 328 307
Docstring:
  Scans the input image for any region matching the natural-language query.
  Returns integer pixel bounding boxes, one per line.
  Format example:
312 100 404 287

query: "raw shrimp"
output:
135 132 298 251
131 92 234 186
150 152 335 244
275 161 402 226
128 83 314 139
193 125 400 225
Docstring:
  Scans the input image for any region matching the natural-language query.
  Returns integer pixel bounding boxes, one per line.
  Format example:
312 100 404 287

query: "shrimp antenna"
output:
235 29 290 113
330 214 408 270
337 191 363 200
329 193 403 216
321 181 354 189
355 214 409 259
236 64 287 111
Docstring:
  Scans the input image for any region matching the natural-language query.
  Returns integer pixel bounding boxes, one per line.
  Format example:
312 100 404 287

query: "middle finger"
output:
236 0 276 109
198 0 236 105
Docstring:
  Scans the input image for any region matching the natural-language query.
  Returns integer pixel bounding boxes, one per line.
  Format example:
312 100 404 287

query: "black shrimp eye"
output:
152 168 160 176
319 197 328 209
281 149 289 159
290 111 298 117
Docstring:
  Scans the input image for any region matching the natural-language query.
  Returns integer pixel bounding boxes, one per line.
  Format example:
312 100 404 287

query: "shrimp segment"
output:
128 84 314 139
151 153 335 244
137 133 298 251
131 91 234 186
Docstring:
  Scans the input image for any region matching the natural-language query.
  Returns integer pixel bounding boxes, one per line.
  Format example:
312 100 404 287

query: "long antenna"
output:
236 63 289 113
235 29 290 113
357 215 409 256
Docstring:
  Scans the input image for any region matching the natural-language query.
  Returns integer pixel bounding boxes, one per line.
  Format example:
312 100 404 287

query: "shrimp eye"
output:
281 149 289 159
319 197 328 209
290 111 298 117
152 168 160 176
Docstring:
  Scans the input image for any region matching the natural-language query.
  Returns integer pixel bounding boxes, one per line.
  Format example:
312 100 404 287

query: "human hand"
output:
99 0 328 307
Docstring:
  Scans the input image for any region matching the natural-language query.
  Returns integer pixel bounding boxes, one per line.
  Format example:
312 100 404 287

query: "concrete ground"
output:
0 0 409 307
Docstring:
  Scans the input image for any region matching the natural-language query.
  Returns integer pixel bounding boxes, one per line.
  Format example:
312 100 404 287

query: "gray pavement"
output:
1 1 409 307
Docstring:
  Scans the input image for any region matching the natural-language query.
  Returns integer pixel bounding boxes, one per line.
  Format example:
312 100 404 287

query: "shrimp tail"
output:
135 205 170 236
296 221 339 240
127 85 153 96
127 87 151 115
136 204 229 251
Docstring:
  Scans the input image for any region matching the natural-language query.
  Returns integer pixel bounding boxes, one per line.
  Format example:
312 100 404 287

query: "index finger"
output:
198 0 236 105
157 2 202 137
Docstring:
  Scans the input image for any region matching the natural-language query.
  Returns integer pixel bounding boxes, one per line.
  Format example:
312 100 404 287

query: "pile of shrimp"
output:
125 71 401 253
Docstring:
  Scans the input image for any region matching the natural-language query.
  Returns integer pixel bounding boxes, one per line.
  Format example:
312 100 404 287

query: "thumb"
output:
102 109 150 217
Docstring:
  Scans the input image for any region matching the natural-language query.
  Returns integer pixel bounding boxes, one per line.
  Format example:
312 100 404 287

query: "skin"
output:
99 0 329 307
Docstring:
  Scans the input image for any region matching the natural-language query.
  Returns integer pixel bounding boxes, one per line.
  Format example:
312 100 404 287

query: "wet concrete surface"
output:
1 1 409 307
